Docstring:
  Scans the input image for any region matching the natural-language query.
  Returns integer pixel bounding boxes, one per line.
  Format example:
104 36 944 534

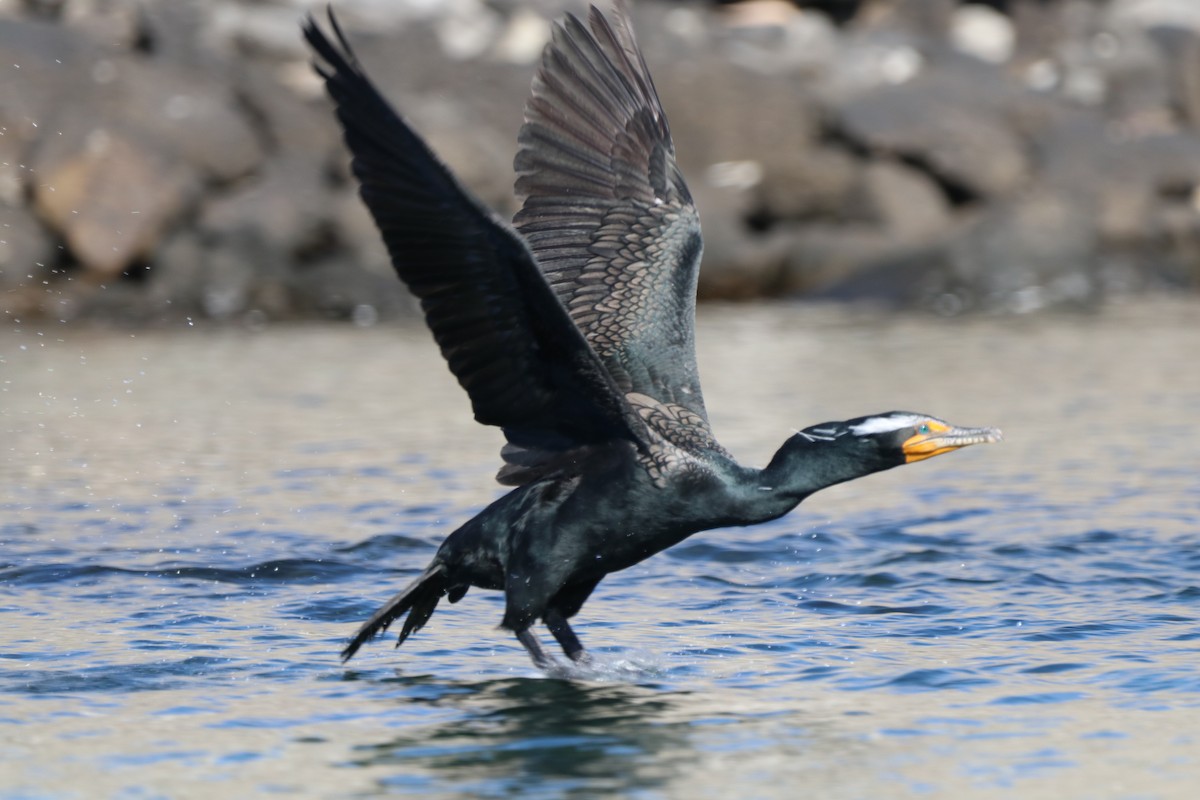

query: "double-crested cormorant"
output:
303 3 1001 669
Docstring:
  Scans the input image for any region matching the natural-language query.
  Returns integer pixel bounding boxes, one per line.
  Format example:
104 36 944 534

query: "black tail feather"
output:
341 563 448 662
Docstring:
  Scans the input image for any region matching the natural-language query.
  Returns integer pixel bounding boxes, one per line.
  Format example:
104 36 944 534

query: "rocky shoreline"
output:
2 0 1199 324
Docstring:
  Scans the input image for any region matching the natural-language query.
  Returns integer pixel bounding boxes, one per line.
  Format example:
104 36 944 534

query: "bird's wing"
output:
513 3 717 452
304 13 650 480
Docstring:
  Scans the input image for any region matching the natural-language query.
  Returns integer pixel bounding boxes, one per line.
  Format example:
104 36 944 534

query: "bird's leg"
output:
544 609 591 664
515 627 556 669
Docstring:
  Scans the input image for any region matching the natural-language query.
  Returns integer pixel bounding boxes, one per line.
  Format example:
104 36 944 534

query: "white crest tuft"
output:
849 414 925 436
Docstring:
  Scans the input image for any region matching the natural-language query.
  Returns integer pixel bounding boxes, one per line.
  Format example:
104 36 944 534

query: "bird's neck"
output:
736 433 889 524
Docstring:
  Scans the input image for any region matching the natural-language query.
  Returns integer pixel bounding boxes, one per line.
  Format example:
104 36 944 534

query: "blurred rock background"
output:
2 0 1199 324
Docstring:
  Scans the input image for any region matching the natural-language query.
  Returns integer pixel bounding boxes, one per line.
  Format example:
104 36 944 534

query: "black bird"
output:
303 2 1001 669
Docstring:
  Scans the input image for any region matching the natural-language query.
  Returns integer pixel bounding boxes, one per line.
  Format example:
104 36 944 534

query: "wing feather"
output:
304 13 648 481
514 3 716 454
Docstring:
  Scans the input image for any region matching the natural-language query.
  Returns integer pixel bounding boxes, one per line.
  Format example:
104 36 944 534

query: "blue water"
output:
2 308 1199 797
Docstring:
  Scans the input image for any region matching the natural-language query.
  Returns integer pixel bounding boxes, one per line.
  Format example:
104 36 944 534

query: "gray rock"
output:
948 187 1101 313
201 234 288 321
288 257 418 321
0 125 30 208
819 28 927 102
1150 25 1200 131
331 188 394 281
861 158 952 242
753 145 862 224
137 0 226 71
773 213 966 309
146 228 207 318
779 224 899 297
1108 0 1200 35
187 160 324 319
833 62 1031 198
68 54 265 184
653 31 821 172
198 159 327 256
691 181 792 300
206 2 312 62
1035 110 1200 240
0 19 99 160
1097 23 1174 133
234 64 341 167
331 20 535 211
0 202 55 288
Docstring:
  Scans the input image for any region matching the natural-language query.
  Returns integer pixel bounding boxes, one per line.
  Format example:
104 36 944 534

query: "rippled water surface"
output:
3 301 1199 798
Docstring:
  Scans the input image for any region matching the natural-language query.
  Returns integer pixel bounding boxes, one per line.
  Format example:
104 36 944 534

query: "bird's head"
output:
798 412 1002 469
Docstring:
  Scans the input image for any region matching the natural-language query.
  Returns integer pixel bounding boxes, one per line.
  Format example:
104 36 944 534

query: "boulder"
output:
861 157 953 241
31 128 199 279
0 18 99 160
780 224 901 296
287 257 418 322
854 0 957 39
947 187 1100 313
832 61 1031 198
69 54 265 185
11 17 264 279
234 63 342 167
691 180 793 299
136 0 226 71
145 228 207 318
0 202 56 288
650 26 822 179
949 4 1016 64
331 188 394 282
753 145 863 224
61 0 145 49
198 159 328 257
187 159 326 319
1108 0 1200 36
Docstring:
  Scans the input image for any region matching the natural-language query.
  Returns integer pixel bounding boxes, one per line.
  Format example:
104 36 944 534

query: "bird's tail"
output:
341 562 448 662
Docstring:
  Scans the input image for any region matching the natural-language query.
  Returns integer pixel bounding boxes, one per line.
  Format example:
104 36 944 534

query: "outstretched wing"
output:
514 3 716 451
304 13 648 480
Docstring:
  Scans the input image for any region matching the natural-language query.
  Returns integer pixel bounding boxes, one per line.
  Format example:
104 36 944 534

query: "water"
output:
2 300 1199 798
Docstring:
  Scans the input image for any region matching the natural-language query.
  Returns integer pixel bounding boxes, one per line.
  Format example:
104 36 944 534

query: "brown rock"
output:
856 0 956 38
62 0 145 49
32 129 198 278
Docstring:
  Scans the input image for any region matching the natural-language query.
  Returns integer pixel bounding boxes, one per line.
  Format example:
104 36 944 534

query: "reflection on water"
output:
350 677 690 797
2 299 1199 798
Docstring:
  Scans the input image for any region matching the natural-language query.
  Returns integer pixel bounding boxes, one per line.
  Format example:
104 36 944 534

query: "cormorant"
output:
303 2 1001 669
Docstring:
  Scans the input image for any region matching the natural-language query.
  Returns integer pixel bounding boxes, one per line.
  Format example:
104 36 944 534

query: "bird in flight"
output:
303 2 1001 670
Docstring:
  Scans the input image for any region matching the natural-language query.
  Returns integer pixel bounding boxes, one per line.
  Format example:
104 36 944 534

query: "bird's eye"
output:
918 424 930 434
